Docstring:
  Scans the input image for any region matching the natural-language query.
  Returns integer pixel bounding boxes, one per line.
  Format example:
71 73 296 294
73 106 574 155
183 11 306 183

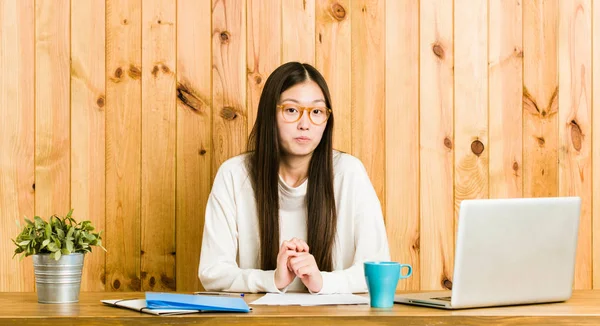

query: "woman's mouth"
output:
294 136 311 143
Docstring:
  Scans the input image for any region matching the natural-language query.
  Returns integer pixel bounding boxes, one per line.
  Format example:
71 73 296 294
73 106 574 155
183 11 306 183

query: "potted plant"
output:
12 209 106 303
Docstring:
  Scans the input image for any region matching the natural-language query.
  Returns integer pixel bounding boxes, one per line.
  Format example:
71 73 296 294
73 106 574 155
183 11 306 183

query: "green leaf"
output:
66 239 74 253
47 243 58 252
66 225 74 239
41 239 50 249
34 216 44 228
24 218 34 226
45 222 52 238
18 240 30 246
52 250 61 261
56 228 65 239
97 240 107 252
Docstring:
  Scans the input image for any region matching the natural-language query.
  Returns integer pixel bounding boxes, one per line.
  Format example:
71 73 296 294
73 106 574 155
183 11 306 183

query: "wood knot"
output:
157 20 162 24
255 75 262 84
32 183 35 190
570 120 582 151
149 276 156 287
177 82 205 113
220 31 230 43
541 110 546 117
112 279 121 290
128 65 141 79
331 3 346 21
199 149 207 155
152 65 160 77
96 96 105 108
115 67 123 79
131 277 142 291
220 107 237 120
536 136 545 146
432 44 445 59
512 161 519 171
140 250 145 255
361 6 366 13
443 137 453 149
161 65 171 74
161 274 176 290
514 46 523 58
412 236 420 251
443 279 453 290
471 140 484 156
122 19 128 25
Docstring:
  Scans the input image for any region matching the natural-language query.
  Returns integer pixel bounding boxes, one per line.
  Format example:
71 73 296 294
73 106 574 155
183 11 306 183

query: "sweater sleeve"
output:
313 158 391 294
198 163 284 293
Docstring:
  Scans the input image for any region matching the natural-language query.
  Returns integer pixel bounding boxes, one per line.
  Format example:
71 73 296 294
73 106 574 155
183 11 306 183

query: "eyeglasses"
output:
276 103 332 125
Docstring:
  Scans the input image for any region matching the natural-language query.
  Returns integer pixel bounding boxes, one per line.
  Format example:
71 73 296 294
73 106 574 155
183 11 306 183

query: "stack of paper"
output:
102 299 200 316
249 293 370 306
102 292 251 315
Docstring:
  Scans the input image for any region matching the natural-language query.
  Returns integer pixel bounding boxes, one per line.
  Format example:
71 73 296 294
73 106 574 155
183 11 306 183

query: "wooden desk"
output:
1 290 600 325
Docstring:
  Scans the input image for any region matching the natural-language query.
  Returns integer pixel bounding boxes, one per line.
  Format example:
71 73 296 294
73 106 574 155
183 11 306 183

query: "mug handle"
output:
399 264 412 278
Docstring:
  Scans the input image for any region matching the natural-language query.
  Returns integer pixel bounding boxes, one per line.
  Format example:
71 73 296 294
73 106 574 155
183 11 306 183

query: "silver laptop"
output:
394 196 581 309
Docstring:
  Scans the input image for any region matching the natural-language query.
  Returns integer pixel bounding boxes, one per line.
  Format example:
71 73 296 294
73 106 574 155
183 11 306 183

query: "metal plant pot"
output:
32 253 84 303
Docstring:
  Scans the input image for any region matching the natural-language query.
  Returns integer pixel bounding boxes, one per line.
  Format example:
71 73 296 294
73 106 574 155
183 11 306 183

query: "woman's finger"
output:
281 240 296 252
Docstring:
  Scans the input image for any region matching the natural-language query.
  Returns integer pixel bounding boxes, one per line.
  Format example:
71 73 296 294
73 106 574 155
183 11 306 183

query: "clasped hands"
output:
274 237 323 293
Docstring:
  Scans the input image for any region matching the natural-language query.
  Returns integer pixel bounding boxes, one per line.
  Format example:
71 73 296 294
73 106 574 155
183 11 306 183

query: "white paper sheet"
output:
249 293 370 306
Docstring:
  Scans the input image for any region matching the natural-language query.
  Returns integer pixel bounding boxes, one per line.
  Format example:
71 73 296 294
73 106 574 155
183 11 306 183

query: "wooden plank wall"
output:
0 0 599 292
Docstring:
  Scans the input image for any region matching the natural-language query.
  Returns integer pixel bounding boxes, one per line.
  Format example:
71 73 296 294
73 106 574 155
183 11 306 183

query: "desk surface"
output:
1 290 600 325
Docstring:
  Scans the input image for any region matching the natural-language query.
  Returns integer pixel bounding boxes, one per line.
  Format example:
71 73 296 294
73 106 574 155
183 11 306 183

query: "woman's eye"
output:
285 107 298 113
312 109 324 115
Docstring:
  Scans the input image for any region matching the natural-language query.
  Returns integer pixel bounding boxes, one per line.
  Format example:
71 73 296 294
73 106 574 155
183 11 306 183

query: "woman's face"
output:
276 80 328 158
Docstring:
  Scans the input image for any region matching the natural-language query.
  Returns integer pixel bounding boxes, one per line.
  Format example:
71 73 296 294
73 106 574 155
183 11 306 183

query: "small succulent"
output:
12 209 106 261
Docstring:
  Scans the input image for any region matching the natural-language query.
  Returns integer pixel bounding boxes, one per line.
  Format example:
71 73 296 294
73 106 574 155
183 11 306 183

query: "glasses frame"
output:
276 104 332 125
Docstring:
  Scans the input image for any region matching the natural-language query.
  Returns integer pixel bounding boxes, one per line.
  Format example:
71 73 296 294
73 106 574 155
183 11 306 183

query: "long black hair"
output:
247 62 337 272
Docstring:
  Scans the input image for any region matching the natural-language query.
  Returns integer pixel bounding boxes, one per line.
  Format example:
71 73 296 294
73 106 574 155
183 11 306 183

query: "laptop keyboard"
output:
432 296 452 301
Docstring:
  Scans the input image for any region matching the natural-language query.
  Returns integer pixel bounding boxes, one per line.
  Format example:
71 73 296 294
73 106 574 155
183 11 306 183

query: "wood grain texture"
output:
212 0 247 176
523 0 559 198
140 0 176 292
558 0 592 290
419 0 454 291
385 0 419 291
0 0 35 292
454 0 489 226
593 0 600 290
247 0 280 134
282 0 315 65
70 0 106 292
4 0 600 293
316 0 351 153
35 0 70 218
176 0 212 292
105 0 142 292
489 0 523 199
351 0 385 208
4 291 600 325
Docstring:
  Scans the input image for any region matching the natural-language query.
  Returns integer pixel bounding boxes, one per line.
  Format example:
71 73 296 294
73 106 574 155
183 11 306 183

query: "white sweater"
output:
198 151 390 294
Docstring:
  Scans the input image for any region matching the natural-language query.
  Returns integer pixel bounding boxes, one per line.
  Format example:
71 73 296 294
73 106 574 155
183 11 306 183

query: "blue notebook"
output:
145 292 251 313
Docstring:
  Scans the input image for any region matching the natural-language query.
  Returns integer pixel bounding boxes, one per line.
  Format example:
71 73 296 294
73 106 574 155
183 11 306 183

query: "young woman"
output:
198 62 390 294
